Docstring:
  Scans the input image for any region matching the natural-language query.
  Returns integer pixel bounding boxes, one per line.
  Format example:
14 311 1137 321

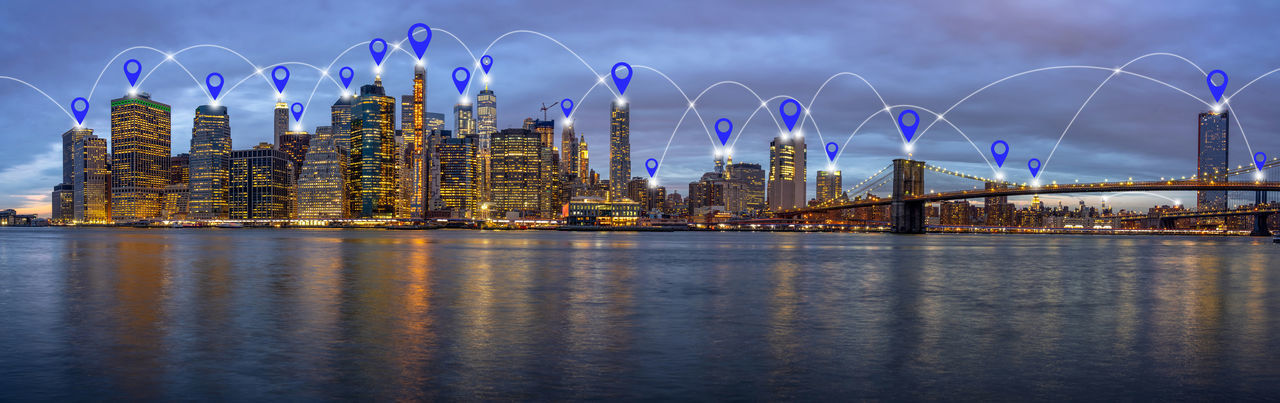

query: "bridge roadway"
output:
782 180 1280 214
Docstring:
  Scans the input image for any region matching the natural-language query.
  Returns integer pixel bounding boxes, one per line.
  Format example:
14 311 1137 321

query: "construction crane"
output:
539 100 562 121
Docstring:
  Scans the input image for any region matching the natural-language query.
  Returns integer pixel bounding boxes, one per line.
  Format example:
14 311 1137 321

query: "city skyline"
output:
3 1 1280 216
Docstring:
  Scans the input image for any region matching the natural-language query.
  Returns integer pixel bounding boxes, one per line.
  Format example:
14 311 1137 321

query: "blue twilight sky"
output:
2 0 1279 215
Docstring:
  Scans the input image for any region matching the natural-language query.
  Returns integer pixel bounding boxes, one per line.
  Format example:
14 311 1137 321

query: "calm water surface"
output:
1 228 1278 400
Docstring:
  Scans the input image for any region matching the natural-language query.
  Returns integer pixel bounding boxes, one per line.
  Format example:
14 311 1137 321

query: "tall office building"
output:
561 123 577 178
298 126 346 219
331 96 354 146
1197 110 1229 211
726 162 766 215
609 100 631 201
110 92 171 221
188 104 231 219
346 78 397 218
437 136 479 213
767 135 807 211
816 170 842 204
54 127 94 223
477 88 497 139
61 127 93 185
278 130 311 181
73 133 111 223
169 154 190 185
577 136 589 182
273 102 288 147
490 128 542 216
454 102 475 138
424 112 447 210
230 143 294 219
424 112 445 135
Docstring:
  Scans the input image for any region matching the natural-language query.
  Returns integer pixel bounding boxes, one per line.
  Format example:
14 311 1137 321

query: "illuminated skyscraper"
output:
816 170 842 204
578 135 589 182
561 123 577 178
298 126 346 219
424 113 447 210
767 135 806 211
490 128 542 216
1197 110 1229 211
477 88 497 140
61 127 92 185
454 102 475 138
346 78 397 218
726 162 766 215
188 104 231 219
273 102 288 148
54 127 93 223
609 100 631 201
278 130 310 181
110 92 171 221
230 143 294 219
73 133 110 223
437 136 479 213
331 96 354 146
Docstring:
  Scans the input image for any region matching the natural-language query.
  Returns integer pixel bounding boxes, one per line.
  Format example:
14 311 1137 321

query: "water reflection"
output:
0 229 1276 400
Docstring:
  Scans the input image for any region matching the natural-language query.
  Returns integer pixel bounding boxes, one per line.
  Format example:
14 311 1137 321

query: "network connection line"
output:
0 76 74 123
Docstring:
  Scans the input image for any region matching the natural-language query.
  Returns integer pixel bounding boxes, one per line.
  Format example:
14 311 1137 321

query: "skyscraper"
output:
726 162 766 215
54 127 93 224
609 99 631 201
477 88 497 139
331 96 354 146
1197 110 1229 211
816 170 842 204
490 128 542 217
578 135 589 183
561 123 577 178
273 101 288 147
230 143 294 219
61 127 92 185
454 102 475 138
346 78 397 218
297 126 346 219
110 92 171 221
73 133 110 223
437 136 479 214
767 135 806 211
278 130 311 181
189 104 231 219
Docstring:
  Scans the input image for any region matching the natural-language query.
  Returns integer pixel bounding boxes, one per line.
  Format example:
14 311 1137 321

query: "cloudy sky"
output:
2 0 1278 215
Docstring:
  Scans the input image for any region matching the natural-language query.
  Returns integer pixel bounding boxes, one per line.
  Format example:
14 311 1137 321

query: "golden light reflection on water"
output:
4 229 1275 400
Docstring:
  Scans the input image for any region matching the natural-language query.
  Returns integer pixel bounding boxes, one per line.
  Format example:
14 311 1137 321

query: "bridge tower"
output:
891 159 926 233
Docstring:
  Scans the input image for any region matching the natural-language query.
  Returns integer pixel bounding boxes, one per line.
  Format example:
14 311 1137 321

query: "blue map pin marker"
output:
645 158 658 178
1256 152 1268 170
991 140 1009 168
206 72 223 101
480 55 493 74
1028 158 1041 178
898 109 920 142
338 67 354 89
407 23 431 60
1207 70 1228 103
779 99 801 132
369 38 387 66
715 118 732 146
290 102 304 122
123 59 141 87
271 66 289 94
70 97 88 125
452 67 470 95
825 142 839 162
561 98 573 117
612 62 632 96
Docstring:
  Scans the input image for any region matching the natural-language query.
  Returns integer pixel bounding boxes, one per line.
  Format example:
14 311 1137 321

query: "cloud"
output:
0 142 60 216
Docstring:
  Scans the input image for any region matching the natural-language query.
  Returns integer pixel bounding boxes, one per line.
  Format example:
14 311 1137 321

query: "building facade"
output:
189 104 231 219
609 100 631 201
489 128 542 217
767 136 806 211
1197 110 1229 211
230 144 294 219
110 93 171 221
346 79 397 218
